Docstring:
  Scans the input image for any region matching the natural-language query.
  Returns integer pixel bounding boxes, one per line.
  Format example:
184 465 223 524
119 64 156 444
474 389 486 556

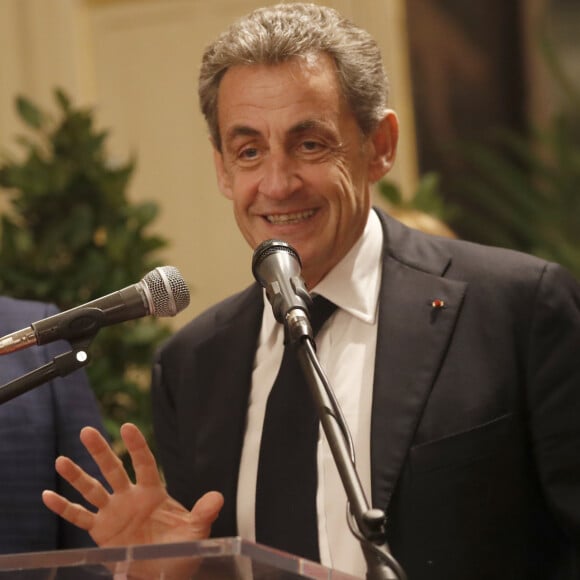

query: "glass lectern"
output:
0 537 361 579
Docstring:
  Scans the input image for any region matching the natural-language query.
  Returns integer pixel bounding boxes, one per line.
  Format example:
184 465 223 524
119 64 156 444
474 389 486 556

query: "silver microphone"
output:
0 266 190 355
252 239 312 341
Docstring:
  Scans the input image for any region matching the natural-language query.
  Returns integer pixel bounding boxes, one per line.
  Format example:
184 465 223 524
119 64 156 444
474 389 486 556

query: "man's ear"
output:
213 148 233 199
367 110 399 183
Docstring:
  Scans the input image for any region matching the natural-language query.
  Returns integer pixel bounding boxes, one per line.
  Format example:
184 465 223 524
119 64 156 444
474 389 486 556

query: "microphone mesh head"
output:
252 239 301 284
142 266 190 317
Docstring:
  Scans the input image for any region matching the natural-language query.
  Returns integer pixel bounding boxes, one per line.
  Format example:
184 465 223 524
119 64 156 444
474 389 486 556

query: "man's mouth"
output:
265 209 316 225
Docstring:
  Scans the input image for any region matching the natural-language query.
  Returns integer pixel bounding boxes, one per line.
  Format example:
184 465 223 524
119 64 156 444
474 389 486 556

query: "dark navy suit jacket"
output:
0 296 106 554
152 210 580 579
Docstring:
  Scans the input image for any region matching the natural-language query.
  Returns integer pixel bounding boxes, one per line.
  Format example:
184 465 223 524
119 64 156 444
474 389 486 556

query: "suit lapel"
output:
371 212 467 511
191 283 263 537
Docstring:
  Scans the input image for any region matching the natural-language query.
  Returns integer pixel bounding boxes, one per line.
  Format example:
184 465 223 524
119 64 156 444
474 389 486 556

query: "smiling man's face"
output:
213 53 397 288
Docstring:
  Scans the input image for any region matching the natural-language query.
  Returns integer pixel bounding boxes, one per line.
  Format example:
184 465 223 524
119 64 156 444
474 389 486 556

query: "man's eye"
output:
239 147 259 160
297 140 329 159
301 140 322 151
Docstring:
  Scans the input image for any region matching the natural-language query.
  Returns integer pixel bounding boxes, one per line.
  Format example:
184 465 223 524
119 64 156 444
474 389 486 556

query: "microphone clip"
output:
268 275 313 345
0 335 94 406
266 274 311 324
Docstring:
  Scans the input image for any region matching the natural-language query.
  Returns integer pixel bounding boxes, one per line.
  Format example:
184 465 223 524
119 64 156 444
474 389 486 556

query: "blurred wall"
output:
0 0 418 327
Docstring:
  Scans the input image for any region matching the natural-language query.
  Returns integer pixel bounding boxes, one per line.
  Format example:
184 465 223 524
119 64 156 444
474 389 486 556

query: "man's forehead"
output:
216 57 344 139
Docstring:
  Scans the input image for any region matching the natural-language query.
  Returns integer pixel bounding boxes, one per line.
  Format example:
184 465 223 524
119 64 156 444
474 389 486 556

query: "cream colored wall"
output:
0 0 417 328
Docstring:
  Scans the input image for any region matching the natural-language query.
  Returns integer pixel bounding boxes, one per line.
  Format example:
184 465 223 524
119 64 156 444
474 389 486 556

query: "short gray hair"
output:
199 3 389 150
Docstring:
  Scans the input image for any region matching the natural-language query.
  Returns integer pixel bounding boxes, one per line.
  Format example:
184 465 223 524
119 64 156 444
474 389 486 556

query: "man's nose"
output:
258 153 301 199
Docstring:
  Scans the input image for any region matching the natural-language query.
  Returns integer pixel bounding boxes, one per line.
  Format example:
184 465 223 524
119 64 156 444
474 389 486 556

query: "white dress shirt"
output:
237 209 383 578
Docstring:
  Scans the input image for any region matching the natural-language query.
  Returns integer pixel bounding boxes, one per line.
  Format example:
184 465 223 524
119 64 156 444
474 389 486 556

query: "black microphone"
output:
252 239 313 342
0 266 190 355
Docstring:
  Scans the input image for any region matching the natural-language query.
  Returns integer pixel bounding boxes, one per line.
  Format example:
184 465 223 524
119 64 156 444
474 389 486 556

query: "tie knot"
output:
310 295 337 336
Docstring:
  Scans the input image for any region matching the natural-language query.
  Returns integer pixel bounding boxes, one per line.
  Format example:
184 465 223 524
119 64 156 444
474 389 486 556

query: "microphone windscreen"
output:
252 240 301 286
141 266 190 317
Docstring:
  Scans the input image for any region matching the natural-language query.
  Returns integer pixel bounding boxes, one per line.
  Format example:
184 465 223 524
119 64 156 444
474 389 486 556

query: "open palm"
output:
42 423 224 548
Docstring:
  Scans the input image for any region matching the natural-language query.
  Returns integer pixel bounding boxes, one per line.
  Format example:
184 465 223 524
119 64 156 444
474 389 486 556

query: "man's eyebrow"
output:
223 119 334 144
289 119 332 135
224 125 261 142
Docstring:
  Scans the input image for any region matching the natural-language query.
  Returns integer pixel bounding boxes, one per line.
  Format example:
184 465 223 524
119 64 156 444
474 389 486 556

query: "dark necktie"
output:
255 295 337 561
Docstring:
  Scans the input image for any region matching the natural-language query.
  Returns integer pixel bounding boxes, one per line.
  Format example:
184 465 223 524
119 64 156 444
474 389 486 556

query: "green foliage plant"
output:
380 32 580 280
447 27 580 279
0 89 172 457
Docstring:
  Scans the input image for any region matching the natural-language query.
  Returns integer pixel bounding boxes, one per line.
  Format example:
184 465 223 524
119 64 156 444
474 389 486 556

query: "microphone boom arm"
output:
0 335 93 405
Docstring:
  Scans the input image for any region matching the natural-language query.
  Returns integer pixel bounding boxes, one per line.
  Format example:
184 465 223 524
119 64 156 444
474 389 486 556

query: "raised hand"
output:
42 422 224 548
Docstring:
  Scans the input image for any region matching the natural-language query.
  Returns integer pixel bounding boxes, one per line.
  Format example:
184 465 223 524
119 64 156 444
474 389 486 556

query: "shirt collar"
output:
311 208 383 324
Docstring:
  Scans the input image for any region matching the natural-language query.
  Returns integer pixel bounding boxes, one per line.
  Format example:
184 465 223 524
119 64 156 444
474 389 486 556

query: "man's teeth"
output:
266 210 315 224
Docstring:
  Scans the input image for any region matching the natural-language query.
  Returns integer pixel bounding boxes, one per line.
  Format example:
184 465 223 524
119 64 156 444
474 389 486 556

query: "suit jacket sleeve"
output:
527 262 580 542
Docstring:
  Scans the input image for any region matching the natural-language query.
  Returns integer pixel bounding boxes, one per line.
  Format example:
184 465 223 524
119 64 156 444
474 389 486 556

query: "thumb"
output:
189 491 224 537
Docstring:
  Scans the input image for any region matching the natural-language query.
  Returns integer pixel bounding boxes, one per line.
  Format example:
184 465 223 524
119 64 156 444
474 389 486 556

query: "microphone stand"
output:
286 312 407 580
0 336 93 405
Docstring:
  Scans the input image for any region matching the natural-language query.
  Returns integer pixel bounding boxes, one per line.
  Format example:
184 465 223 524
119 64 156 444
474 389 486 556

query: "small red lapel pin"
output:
431 299 446 309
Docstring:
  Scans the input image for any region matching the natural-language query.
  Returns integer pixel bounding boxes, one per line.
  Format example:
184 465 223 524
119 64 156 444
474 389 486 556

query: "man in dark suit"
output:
42 4 580 579
0 296 106 553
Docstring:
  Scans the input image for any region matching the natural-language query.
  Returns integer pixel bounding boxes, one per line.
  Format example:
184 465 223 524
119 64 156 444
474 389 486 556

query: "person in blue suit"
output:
0 295 106 553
